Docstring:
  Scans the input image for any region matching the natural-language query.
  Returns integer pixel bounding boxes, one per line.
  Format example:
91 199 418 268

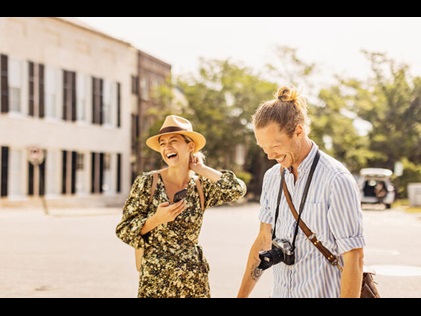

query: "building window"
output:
131 75 138 94
61 150 76 195
140 76 149 101
76 152 84 170
92 77 103 125
45 65 60 119
102 153 111 193
27 150 46 197
28 61 35 116
28 62 45 118
91 152 104 194
45 150 60 196
75 152 87 194
9 148 23 198
9 58 23 113
76 73 88 122
63 70 76 122
102 80 114 126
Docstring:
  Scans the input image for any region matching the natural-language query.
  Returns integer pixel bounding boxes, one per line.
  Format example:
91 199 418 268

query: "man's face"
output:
254 122 299 169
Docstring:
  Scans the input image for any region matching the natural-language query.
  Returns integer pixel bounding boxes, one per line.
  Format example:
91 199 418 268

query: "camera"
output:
257 239 295 270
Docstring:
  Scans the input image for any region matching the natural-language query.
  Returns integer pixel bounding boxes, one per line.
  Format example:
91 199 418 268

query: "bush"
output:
392 158 421 199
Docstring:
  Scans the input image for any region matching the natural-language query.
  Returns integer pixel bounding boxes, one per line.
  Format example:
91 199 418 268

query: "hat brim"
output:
146 130 206 153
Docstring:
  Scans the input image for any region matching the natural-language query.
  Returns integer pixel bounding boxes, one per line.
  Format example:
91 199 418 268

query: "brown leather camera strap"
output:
282 181 341 270
281 154 342 271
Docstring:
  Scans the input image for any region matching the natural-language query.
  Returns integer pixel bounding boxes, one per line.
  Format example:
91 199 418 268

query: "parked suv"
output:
358 168 396 209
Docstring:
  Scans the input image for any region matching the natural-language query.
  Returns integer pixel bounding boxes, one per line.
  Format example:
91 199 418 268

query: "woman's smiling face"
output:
158 134 193 165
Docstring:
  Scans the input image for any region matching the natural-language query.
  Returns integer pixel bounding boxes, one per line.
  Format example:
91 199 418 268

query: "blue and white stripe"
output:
259 142 365 298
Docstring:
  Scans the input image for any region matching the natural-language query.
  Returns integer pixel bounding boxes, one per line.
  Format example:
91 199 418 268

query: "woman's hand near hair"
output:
189 152 222 182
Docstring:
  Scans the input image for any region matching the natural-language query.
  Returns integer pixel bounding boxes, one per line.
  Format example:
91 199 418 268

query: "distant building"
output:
132 50 172 180
0 17 171 208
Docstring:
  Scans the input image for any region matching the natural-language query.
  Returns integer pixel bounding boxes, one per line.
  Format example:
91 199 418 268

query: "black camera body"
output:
258 239 295 271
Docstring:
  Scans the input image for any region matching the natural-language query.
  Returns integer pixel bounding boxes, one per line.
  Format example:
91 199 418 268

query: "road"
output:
0 203 420 298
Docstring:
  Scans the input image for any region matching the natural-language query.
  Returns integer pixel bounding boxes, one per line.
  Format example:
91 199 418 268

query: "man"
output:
237 85 365 298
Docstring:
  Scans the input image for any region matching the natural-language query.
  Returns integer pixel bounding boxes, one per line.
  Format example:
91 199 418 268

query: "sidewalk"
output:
0 203 272 298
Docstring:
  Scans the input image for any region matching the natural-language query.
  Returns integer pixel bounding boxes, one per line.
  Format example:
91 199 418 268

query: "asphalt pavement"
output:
0 202 272 298
1 202 420 299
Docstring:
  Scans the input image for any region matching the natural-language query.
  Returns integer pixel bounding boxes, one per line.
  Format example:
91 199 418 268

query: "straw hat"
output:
146 115 206 153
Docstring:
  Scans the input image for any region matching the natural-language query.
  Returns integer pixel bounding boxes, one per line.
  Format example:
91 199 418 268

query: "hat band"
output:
159 126 187 134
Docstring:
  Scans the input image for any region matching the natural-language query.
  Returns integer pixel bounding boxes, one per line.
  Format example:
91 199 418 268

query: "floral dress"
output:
115 170 246 298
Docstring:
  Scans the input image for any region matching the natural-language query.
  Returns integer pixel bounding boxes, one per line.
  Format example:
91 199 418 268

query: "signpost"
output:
27 146 48 215
28 146 45 166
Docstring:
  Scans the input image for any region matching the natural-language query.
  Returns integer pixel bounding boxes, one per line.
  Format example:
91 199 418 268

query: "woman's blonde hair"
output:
252 85 311 137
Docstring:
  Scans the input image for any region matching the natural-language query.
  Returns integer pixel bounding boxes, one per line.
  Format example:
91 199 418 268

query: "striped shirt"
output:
259 142 365 298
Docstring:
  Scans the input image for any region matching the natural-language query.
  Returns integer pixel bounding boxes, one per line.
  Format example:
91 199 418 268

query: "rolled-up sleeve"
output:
328 172 366 254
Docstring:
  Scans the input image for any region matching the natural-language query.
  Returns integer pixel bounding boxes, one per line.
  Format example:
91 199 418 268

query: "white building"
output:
0 17 170 208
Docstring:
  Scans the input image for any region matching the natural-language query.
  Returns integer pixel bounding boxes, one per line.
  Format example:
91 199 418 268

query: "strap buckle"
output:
332 259 343 272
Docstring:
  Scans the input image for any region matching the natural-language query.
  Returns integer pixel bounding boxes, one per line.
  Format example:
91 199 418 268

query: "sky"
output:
75 17 421 86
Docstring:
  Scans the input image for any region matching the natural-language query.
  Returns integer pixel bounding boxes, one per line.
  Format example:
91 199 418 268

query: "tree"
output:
325 51 421 197
310 85 371 174
175 58 277 197
344 51 421 170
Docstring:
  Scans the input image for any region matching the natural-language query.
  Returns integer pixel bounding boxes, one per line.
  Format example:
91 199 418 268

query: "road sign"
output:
27 146 45 165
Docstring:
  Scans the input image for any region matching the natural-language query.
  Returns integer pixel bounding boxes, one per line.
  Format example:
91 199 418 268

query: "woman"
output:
115 115 247 298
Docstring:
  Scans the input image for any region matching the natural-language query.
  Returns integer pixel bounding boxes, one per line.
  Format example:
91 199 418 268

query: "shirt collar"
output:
284 140 319 176
297 140 319 174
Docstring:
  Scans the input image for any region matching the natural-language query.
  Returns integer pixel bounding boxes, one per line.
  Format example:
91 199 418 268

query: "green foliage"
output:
145 46 421 200
234 170 253 186
392 158 421 198
172 58 279 197
332 51 421 196
310 85 370 173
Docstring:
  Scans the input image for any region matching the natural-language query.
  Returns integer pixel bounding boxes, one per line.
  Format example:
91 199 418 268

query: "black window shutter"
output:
71 72 76 121
1 147 9 197
116 153 121 193
62 150 67 194
117 82 121 127
38 64 45 118
71 151 77 194
62 71 67 120
99 79 103 125
99 153 104 193
28 61 35 116
1 54 9 113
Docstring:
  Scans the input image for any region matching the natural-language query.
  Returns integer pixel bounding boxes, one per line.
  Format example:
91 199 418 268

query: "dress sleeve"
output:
201 170 247 208
115 173 153 249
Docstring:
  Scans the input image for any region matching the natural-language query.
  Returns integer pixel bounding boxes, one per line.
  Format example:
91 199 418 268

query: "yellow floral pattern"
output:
116 170 246 298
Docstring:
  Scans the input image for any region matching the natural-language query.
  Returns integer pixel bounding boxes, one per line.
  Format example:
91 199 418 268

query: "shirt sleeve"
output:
115 173 153 249
258 166 278 225
328 171 366 254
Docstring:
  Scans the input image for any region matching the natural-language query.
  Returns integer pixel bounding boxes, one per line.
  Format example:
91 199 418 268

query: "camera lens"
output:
258 252 272 270
258 248 285 270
